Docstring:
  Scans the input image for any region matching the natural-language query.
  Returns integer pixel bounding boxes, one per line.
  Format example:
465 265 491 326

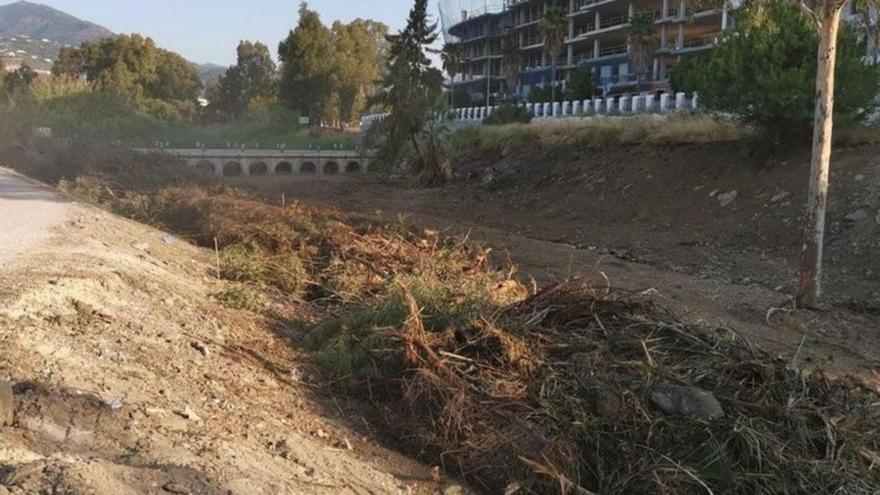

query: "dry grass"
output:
310 279 880 494
449 115 750 160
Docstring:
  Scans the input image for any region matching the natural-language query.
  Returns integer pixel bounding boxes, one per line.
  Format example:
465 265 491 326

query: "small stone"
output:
162 481 190 494
651 385 724 419
845 209 869 223
770 191 789 203
0 382 13 427
443 485 464 495
175 406 201 422
190 341 210 357
717 190 738 207
855 174 866 181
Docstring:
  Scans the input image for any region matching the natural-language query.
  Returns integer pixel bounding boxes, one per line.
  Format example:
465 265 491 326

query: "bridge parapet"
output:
136 148 374 177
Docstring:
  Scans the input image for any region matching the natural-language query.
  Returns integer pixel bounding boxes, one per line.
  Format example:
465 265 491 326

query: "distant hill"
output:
0 0 113 72
0 1 113 46
0 1 224 81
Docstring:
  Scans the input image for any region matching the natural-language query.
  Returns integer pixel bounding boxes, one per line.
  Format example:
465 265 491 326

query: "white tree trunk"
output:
797 4 843 308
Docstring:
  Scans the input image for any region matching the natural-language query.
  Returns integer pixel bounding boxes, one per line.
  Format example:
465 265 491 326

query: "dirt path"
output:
0 194 461 494
0 168 69 263
250 176 880 386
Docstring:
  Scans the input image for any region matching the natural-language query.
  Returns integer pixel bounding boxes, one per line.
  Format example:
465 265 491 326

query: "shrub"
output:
673 2 880 142
483 104 533 125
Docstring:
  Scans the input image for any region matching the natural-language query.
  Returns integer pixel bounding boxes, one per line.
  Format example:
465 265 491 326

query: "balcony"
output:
599 43 627 57
521 35 542 48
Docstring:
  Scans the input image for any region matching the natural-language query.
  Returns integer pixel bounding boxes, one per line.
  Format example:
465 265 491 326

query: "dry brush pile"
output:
312 280 880 494
12 143 880 494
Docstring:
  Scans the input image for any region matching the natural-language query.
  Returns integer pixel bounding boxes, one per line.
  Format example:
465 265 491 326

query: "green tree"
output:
675 4 877 140
538 7 568 103
684 0 880 307
628 11 656 91
372 0 444 183
278 2 337 125
4 65 38 93
52 34 199 119
332 19 389 124
565 65 595 100
211 41 277 120
441 42 463 107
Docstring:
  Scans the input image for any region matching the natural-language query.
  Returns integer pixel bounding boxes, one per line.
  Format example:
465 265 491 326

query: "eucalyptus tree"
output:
539 6 569 103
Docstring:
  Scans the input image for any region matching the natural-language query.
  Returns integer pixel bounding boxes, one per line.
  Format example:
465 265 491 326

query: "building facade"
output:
440 0 731 102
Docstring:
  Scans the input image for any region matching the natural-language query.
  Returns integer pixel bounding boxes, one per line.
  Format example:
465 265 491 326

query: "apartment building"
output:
439 0 731 101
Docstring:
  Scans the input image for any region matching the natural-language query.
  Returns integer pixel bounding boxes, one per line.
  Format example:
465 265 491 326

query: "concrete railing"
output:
361 92 700 130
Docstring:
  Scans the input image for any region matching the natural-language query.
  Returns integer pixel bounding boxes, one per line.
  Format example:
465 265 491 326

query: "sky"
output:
11 0 446 66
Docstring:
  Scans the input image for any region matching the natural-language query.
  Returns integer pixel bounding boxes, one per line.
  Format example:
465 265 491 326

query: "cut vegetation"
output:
7 139 880 494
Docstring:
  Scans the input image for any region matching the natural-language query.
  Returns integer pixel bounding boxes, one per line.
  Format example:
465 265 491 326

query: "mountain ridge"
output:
0 1 114 46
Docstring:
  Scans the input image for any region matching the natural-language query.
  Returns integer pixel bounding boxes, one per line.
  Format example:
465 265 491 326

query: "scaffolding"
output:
438 0 508 43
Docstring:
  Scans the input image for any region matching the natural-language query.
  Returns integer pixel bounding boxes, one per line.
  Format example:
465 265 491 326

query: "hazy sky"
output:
10 0 446 65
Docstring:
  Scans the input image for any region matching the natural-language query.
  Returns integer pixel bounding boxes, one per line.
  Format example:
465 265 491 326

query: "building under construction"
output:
438 0 731 103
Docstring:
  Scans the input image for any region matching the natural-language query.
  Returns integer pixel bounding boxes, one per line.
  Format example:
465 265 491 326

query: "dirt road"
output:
0 168 69 264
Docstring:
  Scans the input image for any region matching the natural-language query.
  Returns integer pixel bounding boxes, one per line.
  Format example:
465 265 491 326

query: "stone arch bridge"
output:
142 149 373 177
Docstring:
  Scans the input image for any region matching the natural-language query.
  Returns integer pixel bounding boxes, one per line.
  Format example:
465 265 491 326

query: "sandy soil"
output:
0 182 463 494
239 144 880 387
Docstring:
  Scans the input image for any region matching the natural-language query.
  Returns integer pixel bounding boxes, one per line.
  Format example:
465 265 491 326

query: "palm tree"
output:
628 11 656 92
538 6 568 103
500 36 522 99
441 43 464 107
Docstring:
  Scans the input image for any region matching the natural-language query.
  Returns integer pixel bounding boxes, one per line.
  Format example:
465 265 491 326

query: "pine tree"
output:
373 0 444 181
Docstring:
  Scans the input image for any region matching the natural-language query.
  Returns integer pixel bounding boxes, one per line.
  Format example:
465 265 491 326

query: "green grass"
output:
135 119 359 150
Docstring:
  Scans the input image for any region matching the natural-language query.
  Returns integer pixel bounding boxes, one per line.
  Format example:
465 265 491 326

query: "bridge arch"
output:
345 161 361 174
195 160 216 175
301 161 317 174
324 161 339 175
223 162 243 177
249 162 268 176
275 162 293 175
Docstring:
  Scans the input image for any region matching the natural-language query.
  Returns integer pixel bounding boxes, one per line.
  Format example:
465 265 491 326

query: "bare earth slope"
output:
0 172 452 494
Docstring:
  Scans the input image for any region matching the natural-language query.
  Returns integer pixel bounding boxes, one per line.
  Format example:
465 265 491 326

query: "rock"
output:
162 481 190 494
855 174 866 181
717 190 738 207
175 406 201 422
845 209 869 223
770 191 790 203
650 385 724 419
444 485 464 495
0 382 13 427
190 341 210 357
